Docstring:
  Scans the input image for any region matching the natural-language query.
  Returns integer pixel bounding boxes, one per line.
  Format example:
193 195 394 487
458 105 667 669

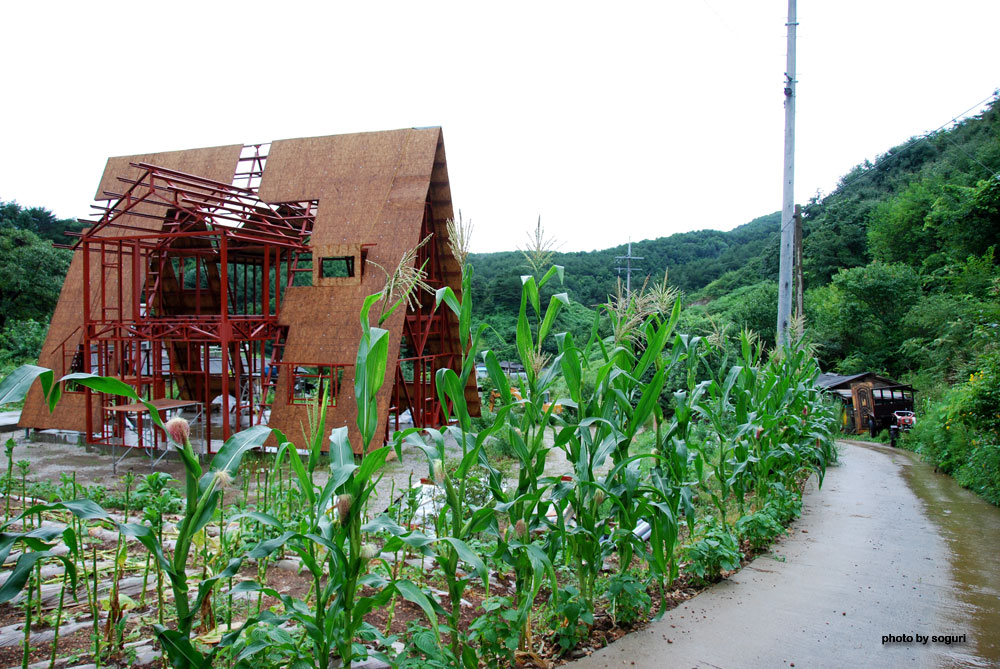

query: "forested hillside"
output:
467 212 783 359
796 98 1000 504
469 211 780 309
469 96 1000 503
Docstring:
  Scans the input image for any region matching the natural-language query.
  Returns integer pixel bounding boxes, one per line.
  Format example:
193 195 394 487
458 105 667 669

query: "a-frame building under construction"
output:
19 127 480 453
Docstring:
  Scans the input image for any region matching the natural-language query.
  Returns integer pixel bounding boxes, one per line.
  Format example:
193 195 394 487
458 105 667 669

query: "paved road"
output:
571 441 1000 668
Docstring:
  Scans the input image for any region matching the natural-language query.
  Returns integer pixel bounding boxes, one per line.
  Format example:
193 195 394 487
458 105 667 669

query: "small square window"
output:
289 365 345 407
64 346 86 394
320 256 355 278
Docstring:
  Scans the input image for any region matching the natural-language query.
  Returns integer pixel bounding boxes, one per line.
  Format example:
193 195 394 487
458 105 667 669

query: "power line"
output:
798 89 999 222
938 130 1000 182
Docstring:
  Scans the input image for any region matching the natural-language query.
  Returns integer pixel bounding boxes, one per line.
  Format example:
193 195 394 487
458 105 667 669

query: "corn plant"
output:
755 338 839 491
0 245 845 665
232 430 402 668
388 261 511 666
476 265 567 652
0 499 114 669
701 331 838 517
0 367 271 668
230 292 441 669
547 282 690 617
118 418 267 667
3 438 14 522
135 472 174 608
599 299 679 576
395 427 493 667
696 332 756 525
643 356 700 593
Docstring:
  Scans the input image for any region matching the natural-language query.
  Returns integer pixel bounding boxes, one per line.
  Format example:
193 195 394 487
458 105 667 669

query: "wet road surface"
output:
570 441 1000 668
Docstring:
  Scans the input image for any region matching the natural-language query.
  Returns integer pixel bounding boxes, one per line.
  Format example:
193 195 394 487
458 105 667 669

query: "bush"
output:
471 405 517 461
906 354 1000 505
954 441 1000 506
0 318 48 367
908 396 971 475
683 518 742 583
736 508 786 550
444 457 494 512
602 573 651 626
548 585 593 654
960 350 1000 439
764 482 803 524
468 596 520 666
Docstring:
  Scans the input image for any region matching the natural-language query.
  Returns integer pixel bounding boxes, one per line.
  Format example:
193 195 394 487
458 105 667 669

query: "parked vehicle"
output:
862 385 916 437
892 410 916 431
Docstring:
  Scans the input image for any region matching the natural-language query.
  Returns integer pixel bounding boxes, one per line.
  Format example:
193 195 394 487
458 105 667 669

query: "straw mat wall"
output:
260 128 466 451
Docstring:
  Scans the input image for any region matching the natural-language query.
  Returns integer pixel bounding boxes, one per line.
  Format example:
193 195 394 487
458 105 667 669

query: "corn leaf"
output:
434 536 488 588
154 626 211 669
395 579 440 636
274 436 316 507
205 424 272 488
537 292 569 345
0 550 67 604
355 326 390 448
0 364 54 407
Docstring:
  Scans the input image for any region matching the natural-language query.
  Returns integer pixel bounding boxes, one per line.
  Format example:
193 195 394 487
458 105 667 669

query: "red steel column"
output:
83 241 93 442
220 233 231 442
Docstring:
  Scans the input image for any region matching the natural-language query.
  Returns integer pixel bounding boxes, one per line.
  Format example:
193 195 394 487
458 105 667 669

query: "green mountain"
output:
802 97 1000 285
469 95 1000 373
469 211 781 311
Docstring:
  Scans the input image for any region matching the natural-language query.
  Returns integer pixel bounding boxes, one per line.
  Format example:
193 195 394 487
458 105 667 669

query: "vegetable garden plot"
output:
0 254 837 668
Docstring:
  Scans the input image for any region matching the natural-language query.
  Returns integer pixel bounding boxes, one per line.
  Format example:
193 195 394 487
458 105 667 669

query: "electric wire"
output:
800 89 1000 220
938 130 1000 183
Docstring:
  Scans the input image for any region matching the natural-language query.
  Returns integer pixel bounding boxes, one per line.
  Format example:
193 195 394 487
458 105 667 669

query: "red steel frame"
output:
72 150 454 454
77 159 316 452
387 203 460 434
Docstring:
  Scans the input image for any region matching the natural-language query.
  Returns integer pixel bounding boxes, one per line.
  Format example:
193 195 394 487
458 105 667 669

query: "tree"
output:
0 227 70 330
0 200 86 246
808 262 922 375
867 179 940 267
705 280 779 345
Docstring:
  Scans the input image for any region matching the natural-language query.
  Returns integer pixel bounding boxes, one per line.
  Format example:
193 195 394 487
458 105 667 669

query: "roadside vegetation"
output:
796 98 1000 505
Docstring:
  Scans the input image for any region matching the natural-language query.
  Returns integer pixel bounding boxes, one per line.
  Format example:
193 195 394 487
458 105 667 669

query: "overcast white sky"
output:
2 1 998 253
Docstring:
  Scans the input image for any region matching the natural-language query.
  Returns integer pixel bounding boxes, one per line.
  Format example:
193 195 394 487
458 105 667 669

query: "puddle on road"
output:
865 442 1000 667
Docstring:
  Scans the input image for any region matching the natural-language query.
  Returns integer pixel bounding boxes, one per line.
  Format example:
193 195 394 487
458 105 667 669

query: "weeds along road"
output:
570 441 1000 669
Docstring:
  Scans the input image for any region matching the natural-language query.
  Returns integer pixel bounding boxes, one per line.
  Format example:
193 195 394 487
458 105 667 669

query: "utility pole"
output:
794 204 804 338
776 0 798 347
615 240 643 293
